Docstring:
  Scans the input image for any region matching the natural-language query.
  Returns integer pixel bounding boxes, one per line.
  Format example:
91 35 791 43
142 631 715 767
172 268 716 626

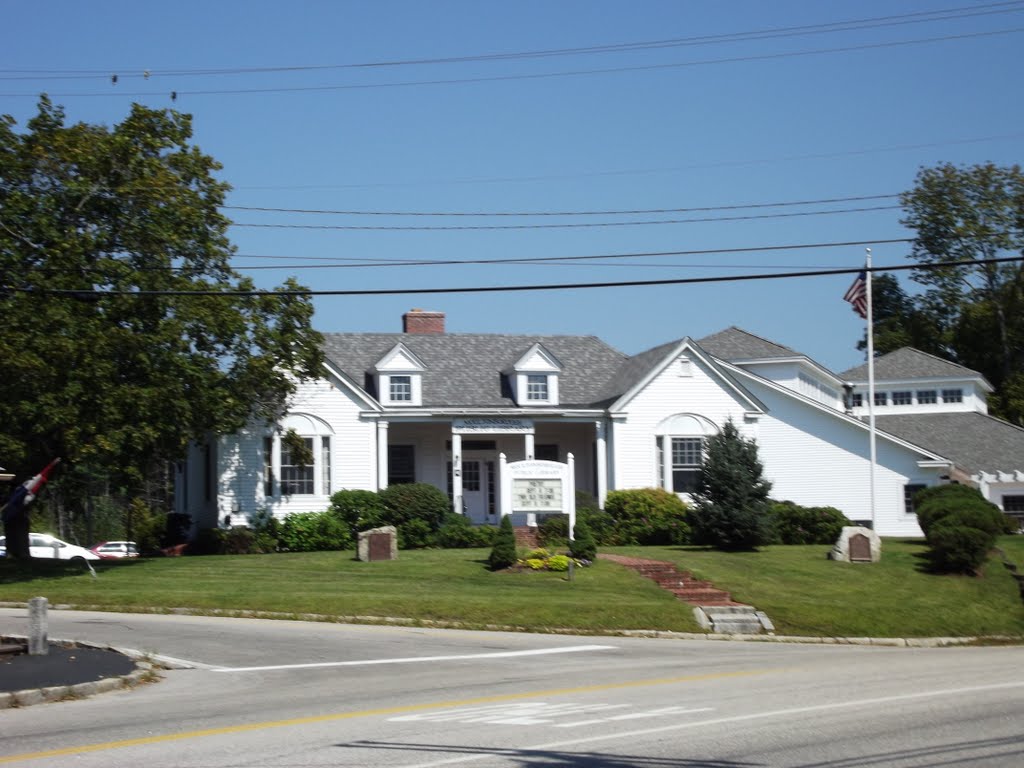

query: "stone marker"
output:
357 525 397 561
28 596 48 655
829 526 882 563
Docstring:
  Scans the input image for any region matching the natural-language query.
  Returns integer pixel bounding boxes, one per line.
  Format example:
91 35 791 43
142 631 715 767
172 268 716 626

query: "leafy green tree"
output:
856 274 943 358
689 419 772 550
0 98 323 558
900 162 1024 424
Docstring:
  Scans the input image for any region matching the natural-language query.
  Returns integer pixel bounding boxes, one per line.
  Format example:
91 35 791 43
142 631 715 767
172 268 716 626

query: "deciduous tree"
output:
0 98 323 558
899 162 1024 423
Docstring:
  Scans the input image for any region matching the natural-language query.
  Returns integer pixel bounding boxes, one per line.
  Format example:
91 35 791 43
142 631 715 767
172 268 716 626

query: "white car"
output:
0 533 100 561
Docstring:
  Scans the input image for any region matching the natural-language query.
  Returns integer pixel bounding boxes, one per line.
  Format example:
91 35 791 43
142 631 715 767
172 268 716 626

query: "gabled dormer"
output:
373 343 426 407
507 343 562 406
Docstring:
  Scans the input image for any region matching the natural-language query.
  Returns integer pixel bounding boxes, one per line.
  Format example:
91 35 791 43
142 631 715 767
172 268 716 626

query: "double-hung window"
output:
657 436 704 494
526 374 549 401
280 437 314 495
389 375 412 403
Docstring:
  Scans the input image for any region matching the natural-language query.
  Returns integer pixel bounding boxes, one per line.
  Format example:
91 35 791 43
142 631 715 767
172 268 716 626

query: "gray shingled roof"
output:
595 337 683 405
841 347 986 382
322 333 626 408
697 326 804 361
876 412 1024 475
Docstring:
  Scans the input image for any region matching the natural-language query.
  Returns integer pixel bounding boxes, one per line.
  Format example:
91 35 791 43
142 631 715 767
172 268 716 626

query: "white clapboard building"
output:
176 310 1024 537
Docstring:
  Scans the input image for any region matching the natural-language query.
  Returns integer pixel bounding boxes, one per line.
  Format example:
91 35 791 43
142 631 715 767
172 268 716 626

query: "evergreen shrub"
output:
689 419 772 550
488 514 518 571
926 519 994 574
570 518 597 561
916 486 1004 537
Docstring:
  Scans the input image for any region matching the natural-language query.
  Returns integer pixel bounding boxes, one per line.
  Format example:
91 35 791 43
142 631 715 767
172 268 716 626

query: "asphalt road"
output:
1 608 1022 767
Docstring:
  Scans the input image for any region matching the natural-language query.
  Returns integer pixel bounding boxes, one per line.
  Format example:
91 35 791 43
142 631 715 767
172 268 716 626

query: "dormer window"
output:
527 374 549 401
373 343 426 407
507 343 562 406
390 375 412 402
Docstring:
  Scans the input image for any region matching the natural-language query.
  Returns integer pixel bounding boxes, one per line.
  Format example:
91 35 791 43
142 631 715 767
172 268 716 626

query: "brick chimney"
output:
402 308 446 334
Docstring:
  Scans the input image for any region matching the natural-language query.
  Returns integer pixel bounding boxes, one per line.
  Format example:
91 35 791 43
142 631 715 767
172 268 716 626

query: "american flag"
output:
844 271 868 319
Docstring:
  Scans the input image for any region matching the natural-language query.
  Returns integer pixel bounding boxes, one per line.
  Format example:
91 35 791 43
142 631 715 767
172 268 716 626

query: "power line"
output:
14 256 1022 298
5 27 1022 98
3 2 1020 81
227 239 914 271
229 132 1024 191
223 193 899 218
230 205 901 232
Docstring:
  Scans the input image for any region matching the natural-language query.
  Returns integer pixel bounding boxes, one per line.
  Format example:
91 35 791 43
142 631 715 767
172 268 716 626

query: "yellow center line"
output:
0 668 770 764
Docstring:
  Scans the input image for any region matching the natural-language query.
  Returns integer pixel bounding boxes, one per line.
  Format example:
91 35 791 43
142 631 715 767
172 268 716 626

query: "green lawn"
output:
1 538 1022 639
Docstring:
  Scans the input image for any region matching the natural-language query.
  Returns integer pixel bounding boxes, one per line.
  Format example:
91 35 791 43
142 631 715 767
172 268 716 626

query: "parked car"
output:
90 541 139 559
0 533 100 561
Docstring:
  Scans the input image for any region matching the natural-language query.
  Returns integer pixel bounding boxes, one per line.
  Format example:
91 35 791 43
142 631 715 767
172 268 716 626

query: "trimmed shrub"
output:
279 511 350 552
378 483 451 549
329 489 388 539
436 514 496 548
488 514 518 571
927 520 993 574
570 518 597 561
768 501 851 545
538 514 570 548
916 487 1004 538
603 487 690 545
546 554 571 572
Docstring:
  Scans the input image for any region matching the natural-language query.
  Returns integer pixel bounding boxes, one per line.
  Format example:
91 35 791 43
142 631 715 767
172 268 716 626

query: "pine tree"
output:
570 518 596 561
488 515 518 571
689 419 772 550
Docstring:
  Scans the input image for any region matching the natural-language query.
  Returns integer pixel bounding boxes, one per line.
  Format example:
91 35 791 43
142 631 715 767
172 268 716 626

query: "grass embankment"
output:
1 538 1022 638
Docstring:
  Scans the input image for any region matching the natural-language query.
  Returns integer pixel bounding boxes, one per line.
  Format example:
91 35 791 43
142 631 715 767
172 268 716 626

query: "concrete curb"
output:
0 635 160 710
3 602 1020 649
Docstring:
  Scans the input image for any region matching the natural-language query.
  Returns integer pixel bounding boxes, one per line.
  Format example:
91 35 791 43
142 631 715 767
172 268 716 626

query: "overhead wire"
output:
229 205 901 231
4 27 1023 98
225 239 915 271
13 257 1023 298
222 193 900 218
3 1 1021 81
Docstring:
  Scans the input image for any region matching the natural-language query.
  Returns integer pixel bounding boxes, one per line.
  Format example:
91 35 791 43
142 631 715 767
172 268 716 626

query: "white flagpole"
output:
865 248 877 529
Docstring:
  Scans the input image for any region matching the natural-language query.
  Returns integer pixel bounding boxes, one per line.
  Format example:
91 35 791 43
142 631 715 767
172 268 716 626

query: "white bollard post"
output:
28 596 49 655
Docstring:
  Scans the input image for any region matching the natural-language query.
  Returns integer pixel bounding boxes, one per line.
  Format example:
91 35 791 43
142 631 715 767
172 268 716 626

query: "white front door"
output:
460 459 495 525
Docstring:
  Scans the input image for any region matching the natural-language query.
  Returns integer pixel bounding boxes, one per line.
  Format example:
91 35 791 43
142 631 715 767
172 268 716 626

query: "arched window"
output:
654 414 718 494
263 414 335 498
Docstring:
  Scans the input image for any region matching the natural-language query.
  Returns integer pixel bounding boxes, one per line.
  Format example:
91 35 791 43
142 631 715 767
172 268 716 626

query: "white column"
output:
451 432 463 515
595 420 608 508
567 452 576 541
661 434 672 492
525 432 535 461
376 421 389 490
498 452 509 518
271 434 282 499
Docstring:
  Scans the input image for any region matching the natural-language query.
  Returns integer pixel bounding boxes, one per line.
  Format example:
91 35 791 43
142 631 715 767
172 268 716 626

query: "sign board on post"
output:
499 454 575 539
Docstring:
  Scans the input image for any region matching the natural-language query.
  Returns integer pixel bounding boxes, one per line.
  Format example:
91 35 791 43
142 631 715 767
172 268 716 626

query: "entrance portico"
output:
373 414 608 522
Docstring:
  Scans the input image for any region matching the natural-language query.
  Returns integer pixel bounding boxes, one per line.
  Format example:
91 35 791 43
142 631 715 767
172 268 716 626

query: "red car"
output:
89 541 139 559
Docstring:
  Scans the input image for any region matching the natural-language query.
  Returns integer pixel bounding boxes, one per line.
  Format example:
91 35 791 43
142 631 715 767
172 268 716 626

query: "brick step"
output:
667 593 733 606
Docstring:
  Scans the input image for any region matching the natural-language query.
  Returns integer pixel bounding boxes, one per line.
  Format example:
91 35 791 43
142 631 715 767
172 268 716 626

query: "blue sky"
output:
3 1 1022 373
